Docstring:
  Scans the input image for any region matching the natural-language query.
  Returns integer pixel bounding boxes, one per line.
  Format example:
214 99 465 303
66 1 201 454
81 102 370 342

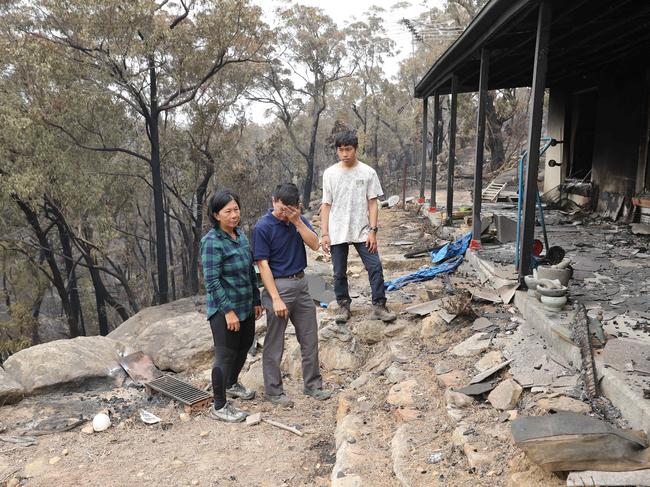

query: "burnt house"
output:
414 0 650 278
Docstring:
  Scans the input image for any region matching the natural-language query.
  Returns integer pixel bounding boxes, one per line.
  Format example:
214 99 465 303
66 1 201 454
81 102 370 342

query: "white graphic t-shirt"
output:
322 161 384 245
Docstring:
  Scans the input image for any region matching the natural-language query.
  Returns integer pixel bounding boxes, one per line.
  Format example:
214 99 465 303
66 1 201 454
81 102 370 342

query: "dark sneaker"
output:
335 304 351 324
264 393 294 408
303 387 332 401
209 402 247 423
226 382 255 400
371 304 397 322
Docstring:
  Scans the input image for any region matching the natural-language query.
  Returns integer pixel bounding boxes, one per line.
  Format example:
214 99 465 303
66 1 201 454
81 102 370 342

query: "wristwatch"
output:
369 226 379 233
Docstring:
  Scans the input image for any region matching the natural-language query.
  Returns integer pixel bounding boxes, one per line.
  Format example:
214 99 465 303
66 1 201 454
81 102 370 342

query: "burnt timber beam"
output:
430 93 440 207
420 97 428 199
446 74 458 226
471 49 490 246
519 1 551 279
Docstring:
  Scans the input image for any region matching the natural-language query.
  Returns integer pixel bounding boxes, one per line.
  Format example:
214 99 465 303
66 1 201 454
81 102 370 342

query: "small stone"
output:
452 424 471 446
393 408 420 422
446 405 465 421
179 413 190 422
450 334 491 357
137 472 145 478
387 379 418 407
81 424 94 435
49 456 61 465
6 478 19 487
384 322 406 337
487 379 523 410
191 481 199 486
418 466 427 474
537 396 590 414
199 431 209 437
437 370 467 388
172 459 184 467
463 443 497 467
384 364 408 384
246 412 262 426
62 449 69 456
444 389 474 408
350 372 370 390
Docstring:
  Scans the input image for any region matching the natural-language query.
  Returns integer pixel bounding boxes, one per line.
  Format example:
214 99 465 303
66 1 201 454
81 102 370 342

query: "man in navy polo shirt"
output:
253 183 331 408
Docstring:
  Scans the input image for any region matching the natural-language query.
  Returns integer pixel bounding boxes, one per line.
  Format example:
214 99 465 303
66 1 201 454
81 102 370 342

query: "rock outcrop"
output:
109 297 212 372
3 336 125 395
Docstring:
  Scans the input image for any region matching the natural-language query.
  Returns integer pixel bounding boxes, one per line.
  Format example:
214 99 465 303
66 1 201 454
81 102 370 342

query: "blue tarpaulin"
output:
385 232 472 291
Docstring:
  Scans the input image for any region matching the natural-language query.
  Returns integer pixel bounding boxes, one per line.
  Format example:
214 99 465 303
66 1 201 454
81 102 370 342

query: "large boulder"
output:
0 367 24 405
2 336 125 395
109 297 213 372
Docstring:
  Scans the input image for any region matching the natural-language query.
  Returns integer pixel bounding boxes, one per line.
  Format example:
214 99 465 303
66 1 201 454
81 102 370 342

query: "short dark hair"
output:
208 190 240 228
272 183 300 207
334 131 358 148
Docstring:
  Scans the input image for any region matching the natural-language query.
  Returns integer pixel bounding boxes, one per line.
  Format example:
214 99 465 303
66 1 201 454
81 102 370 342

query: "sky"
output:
249 0 445 122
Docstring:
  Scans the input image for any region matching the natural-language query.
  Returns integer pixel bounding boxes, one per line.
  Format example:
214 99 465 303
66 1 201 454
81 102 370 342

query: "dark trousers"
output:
209 312 255 409
330 242 386 306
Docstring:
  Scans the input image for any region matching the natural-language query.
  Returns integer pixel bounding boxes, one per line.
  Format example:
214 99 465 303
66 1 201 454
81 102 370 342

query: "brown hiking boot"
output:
335 304 351 324
371 304 397 322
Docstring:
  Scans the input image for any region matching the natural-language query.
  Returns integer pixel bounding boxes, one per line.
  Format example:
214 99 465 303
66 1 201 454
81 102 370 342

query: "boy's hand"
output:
321 235 331 253
282 205 301 226
365 232 378 253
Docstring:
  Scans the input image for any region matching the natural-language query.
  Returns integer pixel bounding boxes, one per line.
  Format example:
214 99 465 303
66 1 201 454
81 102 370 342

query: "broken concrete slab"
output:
567 469 650 486
471 317 497 332
511 412 650 472
404 299 441 316
487 379 523 410
604 338 650 376
450 333 492 357
469 359 513 384
455 380 498 396
475 350 504 372
470 287 502 303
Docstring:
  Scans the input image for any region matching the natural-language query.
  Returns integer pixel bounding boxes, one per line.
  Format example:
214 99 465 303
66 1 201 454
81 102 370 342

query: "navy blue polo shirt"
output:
252 209 315 277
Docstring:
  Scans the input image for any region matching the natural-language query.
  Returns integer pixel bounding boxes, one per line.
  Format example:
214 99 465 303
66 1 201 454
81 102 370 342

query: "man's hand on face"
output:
281 205 301 226
365 231 378 253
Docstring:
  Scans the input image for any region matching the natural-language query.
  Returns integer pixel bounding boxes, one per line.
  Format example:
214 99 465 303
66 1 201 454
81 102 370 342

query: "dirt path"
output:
1 200 563 486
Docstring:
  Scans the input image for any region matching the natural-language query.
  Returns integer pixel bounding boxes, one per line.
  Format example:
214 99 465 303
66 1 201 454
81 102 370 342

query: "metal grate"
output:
145 375 212 409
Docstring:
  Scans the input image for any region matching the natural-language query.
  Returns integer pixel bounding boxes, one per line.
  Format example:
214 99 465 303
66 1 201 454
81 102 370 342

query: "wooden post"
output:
430 93 440 208
420 97 428 199
446 75 458 226
471 49 490 247
519 1 552 279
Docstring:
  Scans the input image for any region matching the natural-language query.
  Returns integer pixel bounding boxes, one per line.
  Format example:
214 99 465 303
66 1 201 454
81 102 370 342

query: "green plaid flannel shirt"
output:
200 227 260 321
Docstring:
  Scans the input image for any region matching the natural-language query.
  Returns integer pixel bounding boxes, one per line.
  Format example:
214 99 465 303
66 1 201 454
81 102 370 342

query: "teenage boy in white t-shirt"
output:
320 131 396 324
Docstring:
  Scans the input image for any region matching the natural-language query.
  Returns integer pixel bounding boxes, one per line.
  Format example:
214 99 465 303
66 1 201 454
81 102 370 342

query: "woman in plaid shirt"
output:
200 190 263 422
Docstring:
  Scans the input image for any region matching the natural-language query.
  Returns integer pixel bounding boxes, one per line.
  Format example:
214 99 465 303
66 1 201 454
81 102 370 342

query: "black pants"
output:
209 312 255 409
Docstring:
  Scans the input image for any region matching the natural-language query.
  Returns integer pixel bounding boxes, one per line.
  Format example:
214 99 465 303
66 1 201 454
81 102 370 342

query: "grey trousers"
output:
261 276 322 396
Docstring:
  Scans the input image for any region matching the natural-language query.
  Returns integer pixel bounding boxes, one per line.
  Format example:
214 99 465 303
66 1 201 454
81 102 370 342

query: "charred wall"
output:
591 72 647 208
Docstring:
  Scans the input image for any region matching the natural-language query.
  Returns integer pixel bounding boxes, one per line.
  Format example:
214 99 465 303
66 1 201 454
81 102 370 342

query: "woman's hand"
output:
225 310 240 331
254 305 264 320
